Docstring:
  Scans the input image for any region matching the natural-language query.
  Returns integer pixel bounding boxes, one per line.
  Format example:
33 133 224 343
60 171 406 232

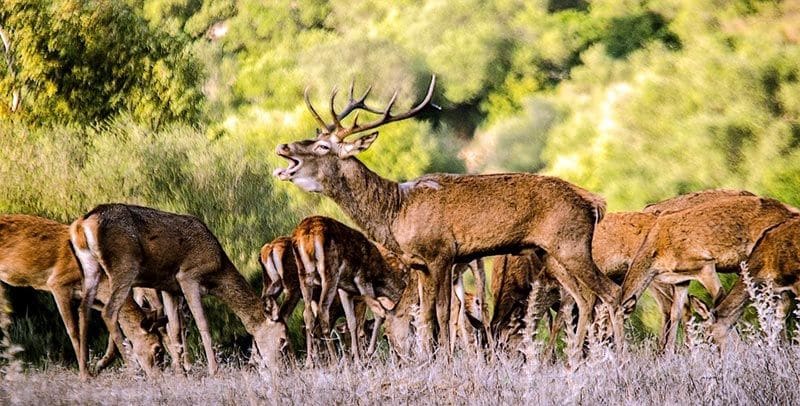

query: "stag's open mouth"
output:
274 153 302 180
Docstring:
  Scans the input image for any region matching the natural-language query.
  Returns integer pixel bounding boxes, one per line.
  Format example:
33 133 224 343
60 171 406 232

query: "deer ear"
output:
339 132 378 157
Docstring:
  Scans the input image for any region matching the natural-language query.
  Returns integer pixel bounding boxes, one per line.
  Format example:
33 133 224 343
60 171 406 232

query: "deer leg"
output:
648 282 674 352
619 262 659 350
367 315 384 356
544 255 593 358
94 334 118 372
161 291 186 374
317 265 340 364
49 285 82 367
100 269 139 372
453 273 470 351
429 260 453 355
697 262 723 306
551 243 622 351
76 253 102 380
663 282 690 353
471 259 492 349
709 278 750 350
176 272 217 376
298 278 317 366
543 302 566 363
337 289 360 362
416 268 437 353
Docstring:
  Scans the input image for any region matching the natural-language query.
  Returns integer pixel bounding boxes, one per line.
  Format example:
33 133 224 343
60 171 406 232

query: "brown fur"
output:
708 216 800 347
71 204 288 378
0 214 163 377
291 216 408 363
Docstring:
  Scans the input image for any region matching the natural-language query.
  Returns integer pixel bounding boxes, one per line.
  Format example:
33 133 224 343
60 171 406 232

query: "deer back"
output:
642 189 755 216
638 196 795 271
393 174 605 261
79 204 230 290
0 214 78 290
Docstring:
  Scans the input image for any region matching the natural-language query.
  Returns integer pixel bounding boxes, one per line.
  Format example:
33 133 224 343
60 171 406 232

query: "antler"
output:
304 75 437 140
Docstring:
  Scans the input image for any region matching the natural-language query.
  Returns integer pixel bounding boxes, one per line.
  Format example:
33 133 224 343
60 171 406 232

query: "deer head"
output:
251 298 290 368
274 76 437 192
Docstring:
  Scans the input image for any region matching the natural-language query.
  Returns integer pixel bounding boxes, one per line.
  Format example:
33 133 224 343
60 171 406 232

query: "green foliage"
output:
0 0 204 127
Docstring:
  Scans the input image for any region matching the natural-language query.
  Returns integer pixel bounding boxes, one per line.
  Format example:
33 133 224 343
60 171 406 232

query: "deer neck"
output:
323 158 403 250
211 262 266 332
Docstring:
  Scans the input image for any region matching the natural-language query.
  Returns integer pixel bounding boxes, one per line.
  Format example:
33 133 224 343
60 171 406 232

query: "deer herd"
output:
1 76 799 379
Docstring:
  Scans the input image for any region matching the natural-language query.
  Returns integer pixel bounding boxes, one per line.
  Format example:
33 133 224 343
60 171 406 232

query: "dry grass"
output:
4 270 800 404
2 340 799 405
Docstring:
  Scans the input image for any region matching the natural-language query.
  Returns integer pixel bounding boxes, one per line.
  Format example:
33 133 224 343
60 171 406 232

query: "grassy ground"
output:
2 339 799 405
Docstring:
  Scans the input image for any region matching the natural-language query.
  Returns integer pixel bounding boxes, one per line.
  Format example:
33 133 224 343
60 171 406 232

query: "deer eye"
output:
314 143 331 154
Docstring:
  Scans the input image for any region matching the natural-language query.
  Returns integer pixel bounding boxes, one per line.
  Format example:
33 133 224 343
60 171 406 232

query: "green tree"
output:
0 0 203 127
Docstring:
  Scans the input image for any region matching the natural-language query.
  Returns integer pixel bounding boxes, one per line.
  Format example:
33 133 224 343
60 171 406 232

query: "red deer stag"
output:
619 196 796 341
705 216 800 348
274 76 621 351
0 214 163 378
71 204 288 377
292 216 407 363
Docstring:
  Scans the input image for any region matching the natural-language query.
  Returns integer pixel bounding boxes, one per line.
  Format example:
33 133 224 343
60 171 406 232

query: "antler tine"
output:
337 75 437 139
334 84 382 124
304 87 330 134
329 86 343 131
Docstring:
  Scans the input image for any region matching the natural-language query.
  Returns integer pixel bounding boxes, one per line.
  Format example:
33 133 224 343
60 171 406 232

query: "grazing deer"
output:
259 235 373 359
71 204 288 378
133 288 190 373
619 196 796 338
704 216 800 348
291 216 407 363
0 214 163 377
501 190 760 355
275 76 621 351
